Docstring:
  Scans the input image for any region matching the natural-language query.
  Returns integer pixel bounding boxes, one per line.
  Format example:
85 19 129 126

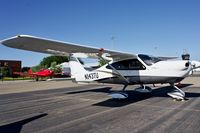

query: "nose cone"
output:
174 60 190 69
155 60 191 70
183 61 192 70
166 60 192 77
185 62 190 67
172 60 191 71
154 60 192 77
173 60 192 77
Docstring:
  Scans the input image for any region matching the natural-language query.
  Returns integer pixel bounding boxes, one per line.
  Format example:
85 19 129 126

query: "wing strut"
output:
98 49 130 99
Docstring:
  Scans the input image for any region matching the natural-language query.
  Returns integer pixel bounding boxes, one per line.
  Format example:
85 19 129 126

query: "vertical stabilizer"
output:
28 69 33 75
69 54 88 82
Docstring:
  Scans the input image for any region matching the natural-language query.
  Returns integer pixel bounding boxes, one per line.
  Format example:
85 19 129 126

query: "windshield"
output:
138 54 161 66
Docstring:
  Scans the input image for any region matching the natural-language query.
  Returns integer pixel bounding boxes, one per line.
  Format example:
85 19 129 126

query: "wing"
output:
1 35 137 60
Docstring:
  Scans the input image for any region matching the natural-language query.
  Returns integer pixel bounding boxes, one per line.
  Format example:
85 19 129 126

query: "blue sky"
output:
0 0 200 66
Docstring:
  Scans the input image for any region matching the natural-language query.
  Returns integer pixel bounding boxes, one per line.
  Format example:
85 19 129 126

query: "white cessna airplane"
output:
1 35 192 100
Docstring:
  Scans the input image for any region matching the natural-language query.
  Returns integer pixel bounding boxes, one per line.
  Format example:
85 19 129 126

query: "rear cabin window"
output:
106 59 145 70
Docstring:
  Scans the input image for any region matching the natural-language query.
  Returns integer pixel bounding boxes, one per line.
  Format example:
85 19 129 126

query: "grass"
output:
1 77 34 81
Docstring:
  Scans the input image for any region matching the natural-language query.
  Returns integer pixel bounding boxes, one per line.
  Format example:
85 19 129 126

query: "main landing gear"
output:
167 84 187 101
109 83 187 101
109 84 152 99
109 84 128 99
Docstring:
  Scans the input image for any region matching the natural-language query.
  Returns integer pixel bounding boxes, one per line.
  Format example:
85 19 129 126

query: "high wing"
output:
1 35 137 60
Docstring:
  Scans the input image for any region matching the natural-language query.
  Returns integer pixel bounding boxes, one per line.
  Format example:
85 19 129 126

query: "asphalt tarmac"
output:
0 78 200 133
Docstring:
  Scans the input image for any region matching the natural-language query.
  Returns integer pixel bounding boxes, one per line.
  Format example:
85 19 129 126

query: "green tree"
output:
98 58 108 66
32 56 68 72
49 61 62 73
31 65 42 72
40 56 69 68
0 67 9 76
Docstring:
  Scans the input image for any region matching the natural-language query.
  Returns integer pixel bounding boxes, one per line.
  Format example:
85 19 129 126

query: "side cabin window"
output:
106 59 146 70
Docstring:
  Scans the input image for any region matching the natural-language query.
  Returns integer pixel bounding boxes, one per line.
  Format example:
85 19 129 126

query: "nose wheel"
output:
167 84 187 101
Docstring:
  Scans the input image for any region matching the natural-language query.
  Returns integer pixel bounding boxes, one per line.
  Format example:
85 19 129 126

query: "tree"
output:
31 65 42 72
49 61 62 73
98 58 108 67
0 67 9 76
32 56 68 72
40 56 69 68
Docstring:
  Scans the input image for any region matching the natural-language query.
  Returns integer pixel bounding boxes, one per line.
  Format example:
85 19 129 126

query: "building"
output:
0 60 21 76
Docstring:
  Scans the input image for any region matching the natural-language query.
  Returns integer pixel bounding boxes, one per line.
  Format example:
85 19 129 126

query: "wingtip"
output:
0 35 18 45
0 34 33 44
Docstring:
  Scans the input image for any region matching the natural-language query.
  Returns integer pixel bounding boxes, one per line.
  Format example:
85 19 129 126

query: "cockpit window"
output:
138 54 161 66
106 59 146 70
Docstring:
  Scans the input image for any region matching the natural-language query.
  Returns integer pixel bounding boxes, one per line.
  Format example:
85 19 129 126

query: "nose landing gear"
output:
167 84 187 101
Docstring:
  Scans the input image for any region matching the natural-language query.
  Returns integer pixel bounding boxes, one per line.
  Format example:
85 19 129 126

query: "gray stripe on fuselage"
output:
95 76 184 85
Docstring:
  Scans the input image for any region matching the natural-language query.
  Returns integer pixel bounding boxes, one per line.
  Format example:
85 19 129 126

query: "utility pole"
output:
154 46 158 56
111 36 115 50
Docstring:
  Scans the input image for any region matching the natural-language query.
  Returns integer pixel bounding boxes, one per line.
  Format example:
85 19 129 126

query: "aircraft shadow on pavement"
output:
0 113 48 133
94 84 199 107
65 84 200 107
65 87 113 94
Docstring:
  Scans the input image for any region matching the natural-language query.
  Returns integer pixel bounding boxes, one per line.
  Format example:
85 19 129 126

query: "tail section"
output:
69 54 113 83
28 68 33 75
69 54 88 82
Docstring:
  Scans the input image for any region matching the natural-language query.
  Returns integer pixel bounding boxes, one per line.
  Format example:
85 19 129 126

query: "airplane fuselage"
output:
72 55 192 85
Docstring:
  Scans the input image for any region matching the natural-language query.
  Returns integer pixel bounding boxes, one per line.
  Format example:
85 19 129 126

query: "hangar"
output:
0 60 21 77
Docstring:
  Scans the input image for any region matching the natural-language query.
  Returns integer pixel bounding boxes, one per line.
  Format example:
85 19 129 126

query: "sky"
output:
0 0 200 67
